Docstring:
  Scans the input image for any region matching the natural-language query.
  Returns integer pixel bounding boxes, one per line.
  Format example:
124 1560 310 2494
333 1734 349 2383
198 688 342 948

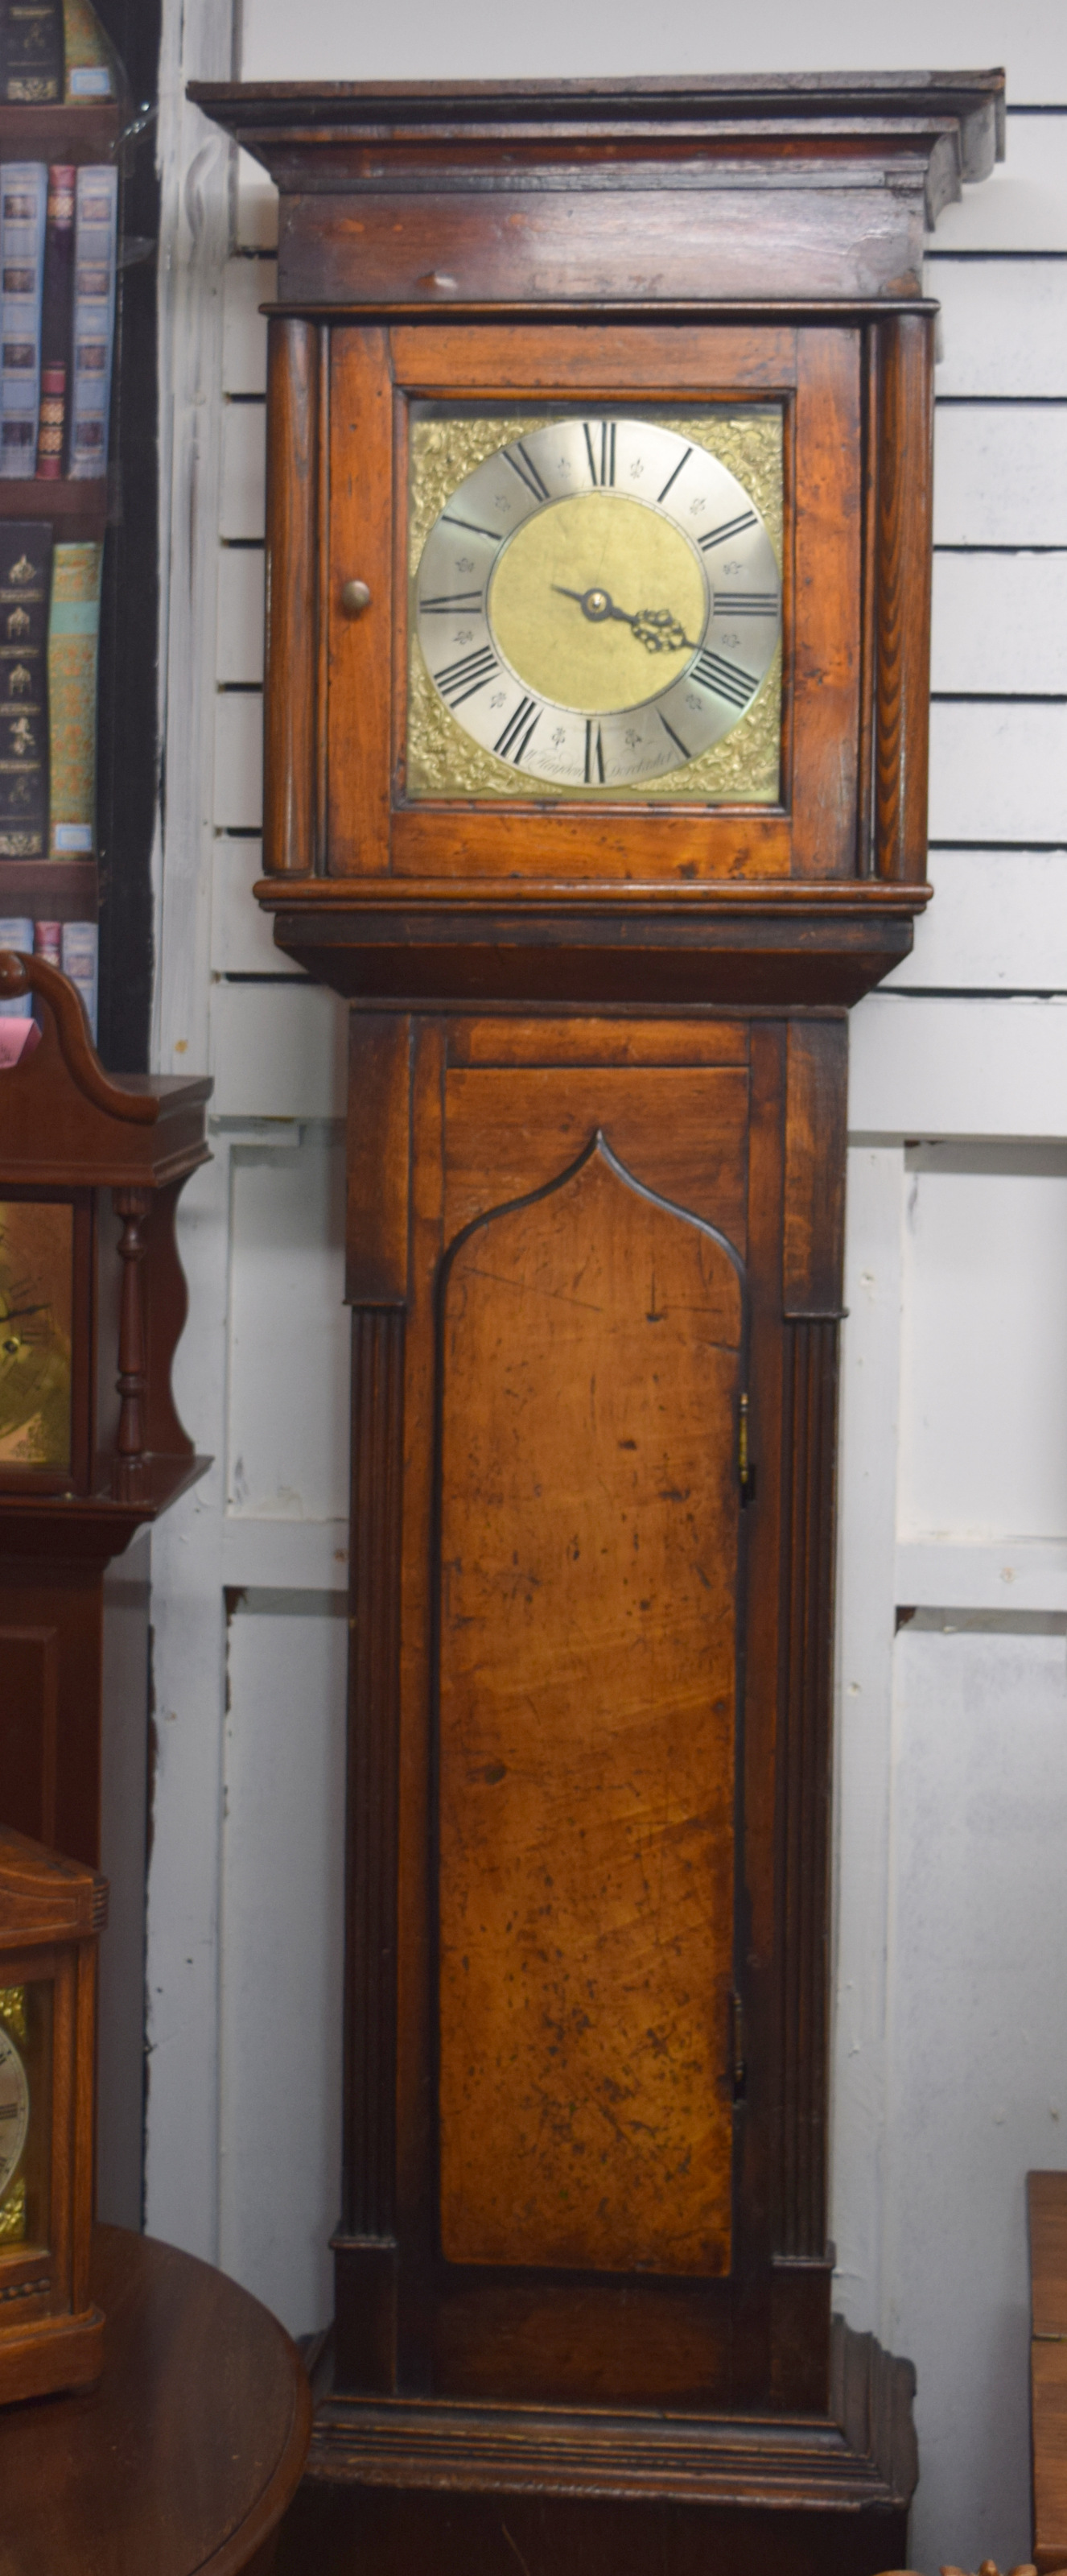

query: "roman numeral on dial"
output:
690 647 759 710
441 512 506 544
656 444 693 505
584 720 605 785
583 420 616 487
505 442 551 502
419 589 484 614
698 510 759 553
659 712 692 764
433 645 501 707
494 697 542 764
713 591 778 617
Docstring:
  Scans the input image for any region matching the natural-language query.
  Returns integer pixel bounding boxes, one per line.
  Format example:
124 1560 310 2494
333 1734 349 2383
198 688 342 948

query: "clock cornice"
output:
192 70 1003 302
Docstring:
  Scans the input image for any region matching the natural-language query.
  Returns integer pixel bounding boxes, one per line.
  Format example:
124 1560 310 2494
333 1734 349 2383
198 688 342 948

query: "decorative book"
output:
62 0 117 103
36 165 73 480
0 2 63 105
0 912 31 1015
0 165 46 480
47 537 99 853
68 163 116 481
60 916 96 1038
0 522 50 857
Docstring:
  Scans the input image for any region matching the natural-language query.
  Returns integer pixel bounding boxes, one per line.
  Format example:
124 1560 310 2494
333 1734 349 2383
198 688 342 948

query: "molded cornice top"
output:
191 69 1004 223
192 71 1004 299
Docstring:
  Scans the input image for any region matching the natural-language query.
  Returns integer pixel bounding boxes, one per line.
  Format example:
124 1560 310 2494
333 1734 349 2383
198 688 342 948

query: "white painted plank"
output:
220 1517 349 1587
929 701 1067 845
220 400 266 540
235 145 279 249
222 256 275 395
931 116 1067 253
228 1133 350 1522
211 979 348 1120
887 852 1067 993
214 689 263 829
212 836 295 973
896 1538 1067 1611
934 407 1067 547
97 1538 151 2229
831 1144 905 2330
146 1141 233 2263
239 0 1067 105
220 1598 346 2335
897 1160 1067 1540
216 545 266 684
930 257 1067 398
849 993 1067 1141
884 1628 1067 2575
146 0 237 2262
932 551 1067 696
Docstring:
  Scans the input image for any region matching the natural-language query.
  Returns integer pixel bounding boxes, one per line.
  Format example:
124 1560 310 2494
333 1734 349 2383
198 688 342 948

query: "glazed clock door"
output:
318 319 863 886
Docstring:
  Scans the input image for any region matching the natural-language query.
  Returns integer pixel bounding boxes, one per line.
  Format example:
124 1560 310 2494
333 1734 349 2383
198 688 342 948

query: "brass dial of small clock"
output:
414 417 781 791
0 2019 29 2206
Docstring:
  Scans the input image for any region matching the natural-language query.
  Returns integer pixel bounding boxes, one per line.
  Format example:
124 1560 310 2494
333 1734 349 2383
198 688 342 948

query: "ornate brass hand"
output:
552 585 698 654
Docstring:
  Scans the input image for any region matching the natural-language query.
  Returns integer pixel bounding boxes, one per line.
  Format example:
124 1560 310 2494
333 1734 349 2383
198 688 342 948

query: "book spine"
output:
62 0 117 101
47 535 100 854
32 915 60 964
0 163 46 480
36 163 73 480
0 520 51 857
0 2 63 103
60 914 96 1039
0 911 33 1013
68 163 117 481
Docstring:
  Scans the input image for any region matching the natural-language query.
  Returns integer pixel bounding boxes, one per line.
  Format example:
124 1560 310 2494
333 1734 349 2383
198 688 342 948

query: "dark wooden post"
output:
112 1188 151 1503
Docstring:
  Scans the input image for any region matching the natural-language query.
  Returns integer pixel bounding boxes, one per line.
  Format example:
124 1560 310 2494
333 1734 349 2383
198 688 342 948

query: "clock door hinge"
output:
731 1990 747 2102
738 1391 755 1505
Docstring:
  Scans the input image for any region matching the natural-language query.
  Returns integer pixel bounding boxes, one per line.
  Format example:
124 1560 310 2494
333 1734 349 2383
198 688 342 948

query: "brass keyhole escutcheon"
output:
340 579 372 616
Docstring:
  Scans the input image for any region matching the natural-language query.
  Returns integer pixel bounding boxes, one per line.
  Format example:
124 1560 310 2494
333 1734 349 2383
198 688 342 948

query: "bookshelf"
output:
0 17 154 1046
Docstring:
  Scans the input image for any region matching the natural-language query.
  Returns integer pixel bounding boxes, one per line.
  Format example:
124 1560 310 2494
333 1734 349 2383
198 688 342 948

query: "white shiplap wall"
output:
147 9 1067 2570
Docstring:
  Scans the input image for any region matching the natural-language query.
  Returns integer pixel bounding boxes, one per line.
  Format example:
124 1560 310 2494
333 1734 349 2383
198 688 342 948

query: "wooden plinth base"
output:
275 2318 917 2576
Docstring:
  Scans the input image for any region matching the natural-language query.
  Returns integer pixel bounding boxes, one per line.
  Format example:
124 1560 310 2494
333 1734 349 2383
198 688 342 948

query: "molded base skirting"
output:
275 2318 917 2576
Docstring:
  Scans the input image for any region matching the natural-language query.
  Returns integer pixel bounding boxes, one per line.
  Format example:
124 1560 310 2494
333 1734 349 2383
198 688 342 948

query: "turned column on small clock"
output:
113 1187 151 1503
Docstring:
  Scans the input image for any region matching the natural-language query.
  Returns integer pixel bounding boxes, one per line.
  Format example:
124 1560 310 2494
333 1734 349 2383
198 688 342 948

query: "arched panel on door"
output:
436 1131 747 2278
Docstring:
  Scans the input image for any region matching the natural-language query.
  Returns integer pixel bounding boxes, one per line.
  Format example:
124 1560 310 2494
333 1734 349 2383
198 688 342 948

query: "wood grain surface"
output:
264 318 319 876
1029 2172 1067 2572
0 2226 311 2576
443 1063 751 1251
438 1138 743 2273
327 328 393 877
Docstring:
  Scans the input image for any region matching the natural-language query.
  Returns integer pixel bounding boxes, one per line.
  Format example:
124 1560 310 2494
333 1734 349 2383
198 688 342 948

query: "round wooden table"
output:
0 2225 311 2575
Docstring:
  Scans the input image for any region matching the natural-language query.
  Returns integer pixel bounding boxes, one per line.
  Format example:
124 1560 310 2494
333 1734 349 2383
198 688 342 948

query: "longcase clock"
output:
193 69 1004 2576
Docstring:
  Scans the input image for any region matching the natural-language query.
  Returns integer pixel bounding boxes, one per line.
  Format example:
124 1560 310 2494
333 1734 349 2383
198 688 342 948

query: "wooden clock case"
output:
0 1824 107 2405
0 949 211 1870
193 71 1003 2576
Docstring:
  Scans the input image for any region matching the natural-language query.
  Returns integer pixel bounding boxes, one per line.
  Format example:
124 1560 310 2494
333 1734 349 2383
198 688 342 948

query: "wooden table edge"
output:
197 2356 313 2576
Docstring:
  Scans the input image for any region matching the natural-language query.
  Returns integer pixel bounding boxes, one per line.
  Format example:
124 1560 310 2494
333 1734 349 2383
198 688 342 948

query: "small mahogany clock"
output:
0 947 210 1872
193 68 1004 2576
0 1824 107 2405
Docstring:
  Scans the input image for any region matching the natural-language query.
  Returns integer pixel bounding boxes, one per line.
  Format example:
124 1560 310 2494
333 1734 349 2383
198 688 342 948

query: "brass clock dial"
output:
0 2017 29 2211
413 415 781 795
0 1199 73 1469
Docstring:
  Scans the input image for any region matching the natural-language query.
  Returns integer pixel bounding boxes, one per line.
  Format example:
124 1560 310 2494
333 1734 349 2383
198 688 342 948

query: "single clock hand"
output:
551 584 698 654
